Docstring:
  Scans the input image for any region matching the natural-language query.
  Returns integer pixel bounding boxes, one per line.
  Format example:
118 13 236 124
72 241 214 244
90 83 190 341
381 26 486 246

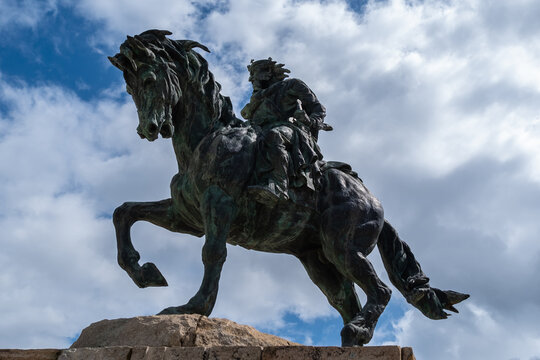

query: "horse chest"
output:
170 173 204 232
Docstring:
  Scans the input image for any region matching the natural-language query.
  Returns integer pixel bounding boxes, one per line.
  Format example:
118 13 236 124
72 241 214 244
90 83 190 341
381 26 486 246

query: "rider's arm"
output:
287 79 326 127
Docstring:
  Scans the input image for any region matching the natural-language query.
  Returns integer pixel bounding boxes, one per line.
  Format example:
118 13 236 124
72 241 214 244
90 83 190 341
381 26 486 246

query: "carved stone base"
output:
0 349 61 360
0 316 416 359
1 346 415 360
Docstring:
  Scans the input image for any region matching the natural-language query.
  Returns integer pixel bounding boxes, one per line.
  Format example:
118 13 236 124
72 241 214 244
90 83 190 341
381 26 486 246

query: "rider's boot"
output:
248 127 292 206
247 175 289 206
248 145 290 205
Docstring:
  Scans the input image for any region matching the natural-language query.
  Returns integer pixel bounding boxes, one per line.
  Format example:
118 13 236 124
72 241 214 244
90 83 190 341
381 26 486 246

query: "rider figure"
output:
241 58 332 205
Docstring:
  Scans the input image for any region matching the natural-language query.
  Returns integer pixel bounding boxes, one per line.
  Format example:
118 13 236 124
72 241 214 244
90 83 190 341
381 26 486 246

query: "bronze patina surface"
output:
108 29 468 347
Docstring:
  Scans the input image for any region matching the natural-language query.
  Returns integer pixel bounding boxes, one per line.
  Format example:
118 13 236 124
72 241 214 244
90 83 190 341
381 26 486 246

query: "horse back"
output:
317 168 384 221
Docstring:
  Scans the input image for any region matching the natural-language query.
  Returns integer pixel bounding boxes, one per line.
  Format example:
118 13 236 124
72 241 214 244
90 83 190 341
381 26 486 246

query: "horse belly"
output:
228 202 318 253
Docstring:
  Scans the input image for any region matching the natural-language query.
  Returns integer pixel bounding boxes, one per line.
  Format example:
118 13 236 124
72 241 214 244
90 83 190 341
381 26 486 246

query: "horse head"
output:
109 29 210 141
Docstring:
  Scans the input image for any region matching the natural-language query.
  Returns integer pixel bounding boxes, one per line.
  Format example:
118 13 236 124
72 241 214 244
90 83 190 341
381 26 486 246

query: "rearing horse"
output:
109 29 468 346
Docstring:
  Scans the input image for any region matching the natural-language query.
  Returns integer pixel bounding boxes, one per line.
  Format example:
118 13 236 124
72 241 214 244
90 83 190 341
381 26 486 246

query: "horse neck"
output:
170 83 229 171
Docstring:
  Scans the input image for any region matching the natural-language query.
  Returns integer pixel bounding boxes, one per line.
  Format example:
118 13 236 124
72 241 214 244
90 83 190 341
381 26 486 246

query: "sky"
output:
0 0 539 359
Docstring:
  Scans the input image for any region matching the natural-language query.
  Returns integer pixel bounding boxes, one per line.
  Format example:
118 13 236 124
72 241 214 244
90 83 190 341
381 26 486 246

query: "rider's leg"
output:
248 126 293 204
298 249 361 324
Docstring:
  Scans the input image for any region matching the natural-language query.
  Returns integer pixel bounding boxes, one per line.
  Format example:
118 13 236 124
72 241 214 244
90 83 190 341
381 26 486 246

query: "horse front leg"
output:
113 198 178 288
159 186 236 316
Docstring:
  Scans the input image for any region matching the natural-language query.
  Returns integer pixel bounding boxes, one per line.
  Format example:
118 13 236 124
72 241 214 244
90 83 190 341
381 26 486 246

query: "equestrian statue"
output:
108 29 469 346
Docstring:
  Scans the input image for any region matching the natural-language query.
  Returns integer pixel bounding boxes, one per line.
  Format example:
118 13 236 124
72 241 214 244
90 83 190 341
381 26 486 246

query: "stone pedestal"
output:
0 349 61 360
71 314 298 348
0 315 415 360
1 346 414 360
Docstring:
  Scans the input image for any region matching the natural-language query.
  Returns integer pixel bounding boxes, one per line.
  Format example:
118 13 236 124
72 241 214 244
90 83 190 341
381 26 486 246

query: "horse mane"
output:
110 29 239 129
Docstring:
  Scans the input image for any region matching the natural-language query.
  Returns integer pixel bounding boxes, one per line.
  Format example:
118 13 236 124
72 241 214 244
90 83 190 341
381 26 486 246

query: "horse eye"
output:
142 72 157 86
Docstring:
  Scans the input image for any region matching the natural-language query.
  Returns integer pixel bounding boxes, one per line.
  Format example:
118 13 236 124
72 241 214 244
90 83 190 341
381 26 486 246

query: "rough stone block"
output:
129 346 208 360
193 317 296 347
163 347 206 360
401 347 416 360
130 347 165 360
70 316 198 348
72 315 298 348
0 349 60 360
206 346 263 360
261 345 402 360
58 346 132 360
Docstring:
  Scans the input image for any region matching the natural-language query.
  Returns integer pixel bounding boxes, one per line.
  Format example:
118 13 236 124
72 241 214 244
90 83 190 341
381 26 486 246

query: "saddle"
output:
284 160 362 212
320 161 361 181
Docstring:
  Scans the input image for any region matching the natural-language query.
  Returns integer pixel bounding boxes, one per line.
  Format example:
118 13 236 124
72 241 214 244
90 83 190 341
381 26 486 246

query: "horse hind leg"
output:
297 249 361 325
320 205 391 346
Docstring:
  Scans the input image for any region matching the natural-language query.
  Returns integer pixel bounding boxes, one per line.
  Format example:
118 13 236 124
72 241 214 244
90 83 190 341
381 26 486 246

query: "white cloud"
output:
2 0 540 358
74 0 192 31
0 79 138 346
0 74 335 348
198 0 540 357
72 0 217 50
0 0 58 29
394 304 540 359
201 0 540 180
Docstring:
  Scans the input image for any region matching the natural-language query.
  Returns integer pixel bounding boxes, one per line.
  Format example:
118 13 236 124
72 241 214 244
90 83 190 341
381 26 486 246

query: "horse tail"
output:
377 220 469 319
377 220 428 300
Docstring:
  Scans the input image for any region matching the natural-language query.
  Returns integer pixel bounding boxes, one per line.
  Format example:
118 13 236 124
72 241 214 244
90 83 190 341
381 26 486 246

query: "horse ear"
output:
180 40 211 53
127 35 156 61
140 29 173 39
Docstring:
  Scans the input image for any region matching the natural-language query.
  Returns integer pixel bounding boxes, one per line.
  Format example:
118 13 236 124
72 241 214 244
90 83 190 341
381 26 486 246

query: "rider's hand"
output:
293 109 311 125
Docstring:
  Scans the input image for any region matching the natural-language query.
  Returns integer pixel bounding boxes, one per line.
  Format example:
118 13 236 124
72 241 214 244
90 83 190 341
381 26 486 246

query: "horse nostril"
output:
160 123 174 138
148 123 158 133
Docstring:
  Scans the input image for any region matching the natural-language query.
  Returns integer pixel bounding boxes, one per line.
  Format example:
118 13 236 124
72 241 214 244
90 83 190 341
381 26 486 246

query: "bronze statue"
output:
109 29 469 347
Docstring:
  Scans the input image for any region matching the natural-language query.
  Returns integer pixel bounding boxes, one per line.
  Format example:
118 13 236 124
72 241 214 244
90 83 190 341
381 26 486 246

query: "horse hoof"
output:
441 289 470 305
340 323 371 347
434 288 470 313
138 262 168 288
410 288 448 320
157 307 179 315
157 305 198 315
